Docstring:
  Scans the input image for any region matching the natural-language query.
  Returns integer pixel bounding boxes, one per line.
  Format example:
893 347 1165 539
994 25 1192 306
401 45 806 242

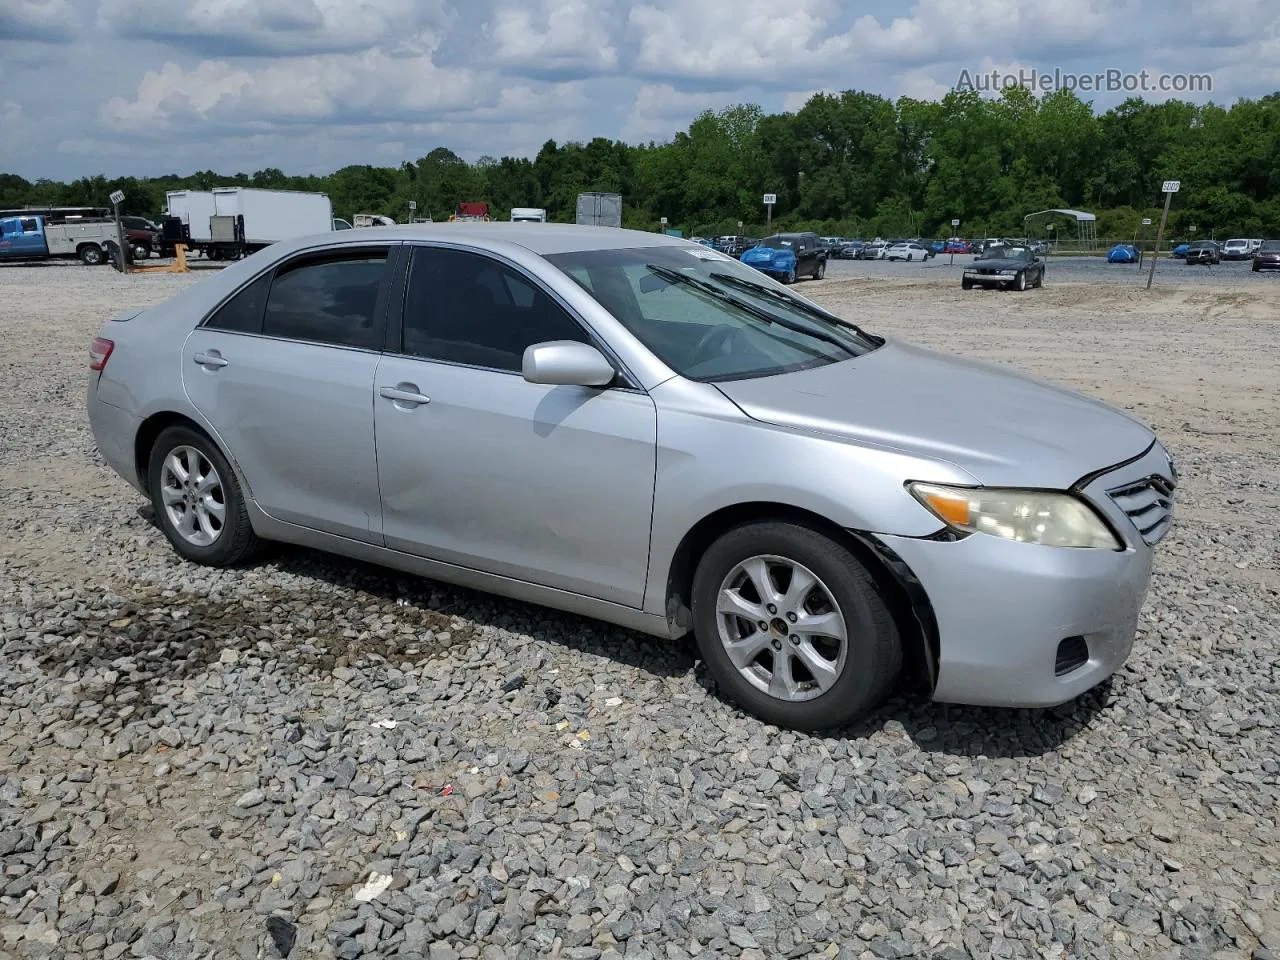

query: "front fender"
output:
642 378 974 617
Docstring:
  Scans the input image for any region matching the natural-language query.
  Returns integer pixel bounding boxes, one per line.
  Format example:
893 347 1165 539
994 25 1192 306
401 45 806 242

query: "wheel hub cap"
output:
160 445 226 547
715 555 849 703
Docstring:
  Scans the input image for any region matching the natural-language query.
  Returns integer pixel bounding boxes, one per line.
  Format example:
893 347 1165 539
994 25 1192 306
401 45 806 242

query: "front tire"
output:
814 260 825 280
691 521 901 731
1016 271 1027 291
784 268 796 284
962 277 973 290
132 243 150 261
147 425 261 567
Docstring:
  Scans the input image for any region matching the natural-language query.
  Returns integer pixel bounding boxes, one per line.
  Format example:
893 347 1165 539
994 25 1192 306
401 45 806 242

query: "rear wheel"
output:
78 244 103 266
147 425 261 567
691 521 901 731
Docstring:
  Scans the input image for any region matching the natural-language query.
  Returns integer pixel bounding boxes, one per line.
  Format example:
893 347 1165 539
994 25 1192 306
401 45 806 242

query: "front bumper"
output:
1253 258 1280 269
879 442 1172 708
964 273 1015 287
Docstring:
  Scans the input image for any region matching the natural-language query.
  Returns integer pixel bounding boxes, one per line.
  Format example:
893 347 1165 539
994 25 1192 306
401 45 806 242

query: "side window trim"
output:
386 242 642 389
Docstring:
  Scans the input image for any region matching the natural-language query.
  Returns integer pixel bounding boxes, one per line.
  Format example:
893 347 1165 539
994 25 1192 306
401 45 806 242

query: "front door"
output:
374 245 657 607
181 245 396 543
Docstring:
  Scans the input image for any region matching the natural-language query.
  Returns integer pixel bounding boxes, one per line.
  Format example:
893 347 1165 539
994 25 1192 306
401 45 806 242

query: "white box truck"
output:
164 187 334 259
165 190 217 242
510 207 547 222
212 187 333 247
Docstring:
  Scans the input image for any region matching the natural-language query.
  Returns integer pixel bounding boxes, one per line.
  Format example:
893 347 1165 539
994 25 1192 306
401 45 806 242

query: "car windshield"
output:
546 245 882 382
1260 241 1280 252
757 237 793 249
980 246 1030 261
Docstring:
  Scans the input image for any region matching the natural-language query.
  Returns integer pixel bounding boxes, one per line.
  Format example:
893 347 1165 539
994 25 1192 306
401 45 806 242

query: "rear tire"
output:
78 244 103 266
147 425 261 567
691 521 901 731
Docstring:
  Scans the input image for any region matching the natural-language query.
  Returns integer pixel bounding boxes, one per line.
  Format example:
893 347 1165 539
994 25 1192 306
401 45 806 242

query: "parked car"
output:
961 245 1045 291
1171 243 1190 258
1221 239 1252 260
885 241 930 262
1185 241 1221 265
85 224 1176 731
857 240 888 260
1107 244 1139 264
740 233 826 283
1252 240 1280 271
835 240 865 259
120 216 162 260
943 240 973 254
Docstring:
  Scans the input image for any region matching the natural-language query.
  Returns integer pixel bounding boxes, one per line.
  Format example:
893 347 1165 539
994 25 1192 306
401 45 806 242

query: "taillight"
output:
89 337 114 371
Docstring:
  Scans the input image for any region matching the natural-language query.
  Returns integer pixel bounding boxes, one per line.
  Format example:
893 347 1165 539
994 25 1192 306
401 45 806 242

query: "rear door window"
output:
262 250 389 350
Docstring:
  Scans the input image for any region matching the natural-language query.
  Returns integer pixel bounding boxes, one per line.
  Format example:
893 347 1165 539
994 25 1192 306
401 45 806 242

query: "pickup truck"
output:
0 215 119 264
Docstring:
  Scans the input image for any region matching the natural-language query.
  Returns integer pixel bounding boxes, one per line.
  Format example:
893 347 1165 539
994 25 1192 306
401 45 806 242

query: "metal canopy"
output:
1023 208 1099 249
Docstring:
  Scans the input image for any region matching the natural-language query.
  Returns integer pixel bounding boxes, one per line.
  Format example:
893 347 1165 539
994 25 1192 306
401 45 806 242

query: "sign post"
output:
659 216 667 233
763 193 776 233
407 200 417 223
949 218 960 266
109 189 127 273
1146 181 1179 290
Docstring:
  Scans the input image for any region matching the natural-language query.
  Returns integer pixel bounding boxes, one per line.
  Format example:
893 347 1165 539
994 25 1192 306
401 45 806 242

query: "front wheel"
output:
691 521 901 731
1016 271 1027 291
147 425 261 566
962 277 973 290
783 268 796 284
814 260 825 280
132 244 150 261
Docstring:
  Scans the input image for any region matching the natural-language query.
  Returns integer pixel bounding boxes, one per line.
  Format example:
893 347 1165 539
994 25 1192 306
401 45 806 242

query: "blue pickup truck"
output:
0 215 119 264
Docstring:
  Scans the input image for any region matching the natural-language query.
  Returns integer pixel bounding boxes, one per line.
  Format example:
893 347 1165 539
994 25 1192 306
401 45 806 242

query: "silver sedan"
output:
86 225 1175 730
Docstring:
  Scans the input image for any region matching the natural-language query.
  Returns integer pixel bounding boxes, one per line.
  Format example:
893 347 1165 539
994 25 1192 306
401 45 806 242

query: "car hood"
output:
742 247 791 260
713 340 1154 489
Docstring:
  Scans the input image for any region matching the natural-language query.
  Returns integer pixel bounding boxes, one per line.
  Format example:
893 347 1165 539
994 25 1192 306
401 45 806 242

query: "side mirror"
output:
522 341 616 387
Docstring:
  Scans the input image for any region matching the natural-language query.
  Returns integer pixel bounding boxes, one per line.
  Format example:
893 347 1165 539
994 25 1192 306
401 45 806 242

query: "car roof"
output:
282 222 690 256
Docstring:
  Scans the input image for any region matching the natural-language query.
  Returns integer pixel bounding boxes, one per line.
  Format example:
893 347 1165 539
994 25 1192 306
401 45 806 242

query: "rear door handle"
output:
192 351 228 369
379 384 431 406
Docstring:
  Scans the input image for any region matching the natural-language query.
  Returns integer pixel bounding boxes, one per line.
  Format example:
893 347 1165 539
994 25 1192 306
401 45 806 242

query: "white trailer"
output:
212 187 333 247
575 192 622 227
510 207 547 222
165 190 217 242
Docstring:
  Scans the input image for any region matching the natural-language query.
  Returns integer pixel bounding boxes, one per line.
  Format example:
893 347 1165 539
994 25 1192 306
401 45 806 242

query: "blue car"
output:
739 232 826 283
1107 243 1139 264
1172 243 1190 258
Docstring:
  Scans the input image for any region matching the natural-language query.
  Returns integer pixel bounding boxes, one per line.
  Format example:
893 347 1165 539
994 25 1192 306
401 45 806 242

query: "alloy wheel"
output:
715 555 848 702
159 445 226 546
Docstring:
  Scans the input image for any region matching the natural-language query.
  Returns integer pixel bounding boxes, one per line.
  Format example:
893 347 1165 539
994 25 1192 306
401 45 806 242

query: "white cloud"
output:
486 0 619 74
100 53 482 132
97 0 450 56
0 0 76 42
621 83 725 141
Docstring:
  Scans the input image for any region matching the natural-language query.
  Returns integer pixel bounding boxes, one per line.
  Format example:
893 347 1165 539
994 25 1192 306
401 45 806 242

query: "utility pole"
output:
1146 181 1179 290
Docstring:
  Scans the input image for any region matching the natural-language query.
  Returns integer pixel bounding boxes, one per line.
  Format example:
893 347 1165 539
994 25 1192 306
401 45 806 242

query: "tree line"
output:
3 88 1278 243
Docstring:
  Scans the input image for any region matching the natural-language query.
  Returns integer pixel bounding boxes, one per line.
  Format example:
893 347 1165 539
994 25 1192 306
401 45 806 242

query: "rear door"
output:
181 244 399 542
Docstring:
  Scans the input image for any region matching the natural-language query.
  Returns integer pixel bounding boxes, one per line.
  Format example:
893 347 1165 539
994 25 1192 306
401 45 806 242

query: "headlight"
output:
908 482 1121 549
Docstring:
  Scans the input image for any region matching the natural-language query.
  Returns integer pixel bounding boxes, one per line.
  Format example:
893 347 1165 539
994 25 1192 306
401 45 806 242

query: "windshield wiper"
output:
644 264 859 357
707 271 874 340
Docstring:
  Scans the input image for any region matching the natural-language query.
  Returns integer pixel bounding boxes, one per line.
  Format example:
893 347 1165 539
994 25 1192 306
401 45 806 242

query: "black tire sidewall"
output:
80 246 102 265
691 522 901 731
147 425 254 566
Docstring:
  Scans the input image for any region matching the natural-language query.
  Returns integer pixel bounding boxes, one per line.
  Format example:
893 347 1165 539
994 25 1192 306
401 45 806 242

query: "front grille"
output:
1107 474 1176 545
1055 636 1089 676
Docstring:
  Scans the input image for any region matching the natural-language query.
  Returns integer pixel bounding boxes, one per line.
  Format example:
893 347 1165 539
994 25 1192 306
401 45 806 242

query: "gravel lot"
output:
1 261 1277 960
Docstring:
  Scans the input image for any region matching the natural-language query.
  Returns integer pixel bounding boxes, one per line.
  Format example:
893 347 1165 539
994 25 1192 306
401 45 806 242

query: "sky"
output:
2 0 1278 181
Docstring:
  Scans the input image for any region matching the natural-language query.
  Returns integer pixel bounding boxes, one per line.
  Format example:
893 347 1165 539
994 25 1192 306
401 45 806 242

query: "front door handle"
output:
193 351 228 369
379 384 431 406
